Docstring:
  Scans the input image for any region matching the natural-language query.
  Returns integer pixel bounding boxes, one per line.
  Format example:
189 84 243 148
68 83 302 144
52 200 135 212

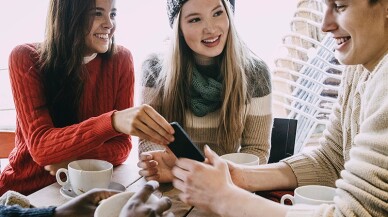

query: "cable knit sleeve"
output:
79 46 134 164
239 57 272 164
8 44 132 166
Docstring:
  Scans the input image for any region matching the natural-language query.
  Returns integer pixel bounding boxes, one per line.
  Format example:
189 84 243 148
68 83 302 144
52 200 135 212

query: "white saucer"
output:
60 182 126 200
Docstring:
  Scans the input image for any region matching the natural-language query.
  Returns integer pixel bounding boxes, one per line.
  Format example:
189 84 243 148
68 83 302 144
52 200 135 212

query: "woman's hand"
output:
171 145 236 214
138 149 177 183
112 104 174 145
119 180 174 217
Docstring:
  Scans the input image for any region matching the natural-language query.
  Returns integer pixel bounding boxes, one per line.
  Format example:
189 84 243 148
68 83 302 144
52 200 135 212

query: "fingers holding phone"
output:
138 150 176 183
138 122 204 183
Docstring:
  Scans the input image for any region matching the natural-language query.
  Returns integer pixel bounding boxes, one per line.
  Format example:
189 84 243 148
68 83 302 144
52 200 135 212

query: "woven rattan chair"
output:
272 0 344 153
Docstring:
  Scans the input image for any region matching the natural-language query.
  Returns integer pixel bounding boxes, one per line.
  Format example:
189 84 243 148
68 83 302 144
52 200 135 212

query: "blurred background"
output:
0 0 298 107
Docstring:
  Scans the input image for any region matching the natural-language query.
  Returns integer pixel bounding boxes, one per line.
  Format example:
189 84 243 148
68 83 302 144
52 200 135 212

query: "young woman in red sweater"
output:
0 0 174 195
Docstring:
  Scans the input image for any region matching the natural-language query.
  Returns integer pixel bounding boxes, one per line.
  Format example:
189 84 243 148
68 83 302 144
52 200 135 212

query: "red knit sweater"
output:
0 43 134 195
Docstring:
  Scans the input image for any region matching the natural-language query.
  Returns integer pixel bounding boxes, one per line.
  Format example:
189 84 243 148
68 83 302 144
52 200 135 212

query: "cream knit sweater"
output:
284 54 388 216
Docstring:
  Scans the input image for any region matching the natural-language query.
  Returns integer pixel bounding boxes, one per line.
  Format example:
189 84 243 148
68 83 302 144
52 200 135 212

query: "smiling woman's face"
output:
179 0 230 59
84 0 117 56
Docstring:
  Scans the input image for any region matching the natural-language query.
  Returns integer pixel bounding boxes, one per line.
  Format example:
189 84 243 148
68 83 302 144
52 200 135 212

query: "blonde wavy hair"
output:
150 0 261 150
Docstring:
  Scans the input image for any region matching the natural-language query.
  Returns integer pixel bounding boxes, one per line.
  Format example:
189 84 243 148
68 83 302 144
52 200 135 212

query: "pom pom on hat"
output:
167 0 235 28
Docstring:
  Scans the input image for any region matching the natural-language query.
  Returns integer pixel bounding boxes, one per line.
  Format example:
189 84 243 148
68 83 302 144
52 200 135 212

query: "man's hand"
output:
119 180 174 217
54 188 120 217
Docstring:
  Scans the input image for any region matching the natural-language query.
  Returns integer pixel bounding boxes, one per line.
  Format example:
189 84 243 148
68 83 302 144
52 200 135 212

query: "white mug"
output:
94 191 159 217
280 185 336 205
220 153 259 166
56 159 113 195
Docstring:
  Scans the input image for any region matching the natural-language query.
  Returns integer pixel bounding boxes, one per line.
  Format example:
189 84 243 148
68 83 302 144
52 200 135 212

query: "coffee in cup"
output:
280 185 336 205
220 153 259 166
56 159 113 195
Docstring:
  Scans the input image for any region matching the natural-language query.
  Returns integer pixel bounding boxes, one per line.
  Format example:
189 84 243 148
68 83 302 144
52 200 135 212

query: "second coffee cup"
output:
56 159 113 195
220 153 259 166
280 185 336 206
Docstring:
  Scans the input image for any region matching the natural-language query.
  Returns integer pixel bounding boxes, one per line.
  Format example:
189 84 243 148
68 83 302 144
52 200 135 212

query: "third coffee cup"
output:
280 185 336 205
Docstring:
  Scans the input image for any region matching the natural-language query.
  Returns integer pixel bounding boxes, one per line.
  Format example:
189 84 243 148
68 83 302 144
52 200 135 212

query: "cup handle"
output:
56 168 69 186
280 194 295 205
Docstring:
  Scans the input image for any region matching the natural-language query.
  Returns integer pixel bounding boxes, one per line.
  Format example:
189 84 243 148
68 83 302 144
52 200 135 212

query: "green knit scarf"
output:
190 67 222 117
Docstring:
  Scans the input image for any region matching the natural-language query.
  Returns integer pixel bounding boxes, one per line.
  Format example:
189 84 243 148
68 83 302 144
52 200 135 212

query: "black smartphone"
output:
168 122 205 162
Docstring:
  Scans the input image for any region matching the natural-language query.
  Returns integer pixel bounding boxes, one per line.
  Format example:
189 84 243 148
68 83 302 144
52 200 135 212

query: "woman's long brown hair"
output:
38 0 115 127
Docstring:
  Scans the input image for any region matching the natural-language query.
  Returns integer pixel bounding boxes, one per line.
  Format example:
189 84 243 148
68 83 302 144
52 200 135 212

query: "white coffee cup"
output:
94 191 159 217
220 153 259 166
280 185 336 205
56 159 113 195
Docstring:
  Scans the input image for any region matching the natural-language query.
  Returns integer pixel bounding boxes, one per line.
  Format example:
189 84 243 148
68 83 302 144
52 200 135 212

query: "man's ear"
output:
385 0 388 18
386 6 388 19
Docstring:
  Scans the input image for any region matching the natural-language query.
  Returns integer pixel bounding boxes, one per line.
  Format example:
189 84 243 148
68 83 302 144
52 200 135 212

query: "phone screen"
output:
168 122 205 162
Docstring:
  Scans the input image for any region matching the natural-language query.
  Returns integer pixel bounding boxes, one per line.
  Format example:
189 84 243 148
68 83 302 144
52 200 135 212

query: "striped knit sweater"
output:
0 43 134 195
284 54 388 217
139 54 273 164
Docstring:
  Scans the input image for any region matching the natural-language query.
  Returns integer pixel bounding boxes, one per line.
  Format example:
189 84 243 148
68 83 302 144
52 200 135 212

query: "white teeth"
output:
95 34 109 39
336 37 350 45
203 36 219 43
